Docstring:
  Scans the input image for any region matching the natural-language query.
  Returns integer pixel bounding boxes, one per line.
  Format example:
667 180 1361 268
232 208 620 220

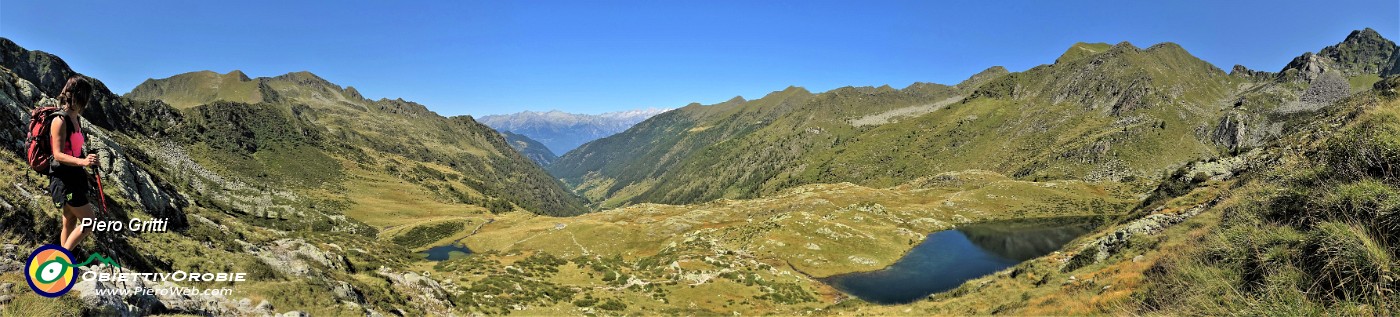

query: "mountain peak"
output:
1056 42 1113 64
1110 41 1142 52
1344 28 1386 44
274 70 329 83
1146 42 1185 53
226 70 251 81
773 86 811 96
956 66 1010 89
1285 28 1399 78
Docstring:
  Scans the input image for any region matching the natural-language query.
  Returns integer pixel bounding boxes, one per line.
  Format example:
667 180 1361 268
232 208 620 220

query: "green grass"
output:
554 40 1232 208
1134 94 1400 315
130 71 589 216
1350 74 1383 92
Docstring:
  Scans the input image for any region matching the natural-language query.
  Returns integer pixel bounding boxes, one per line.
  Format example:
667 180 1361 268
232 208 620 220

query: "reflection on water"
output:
421 243 473 261
823 217 1100 304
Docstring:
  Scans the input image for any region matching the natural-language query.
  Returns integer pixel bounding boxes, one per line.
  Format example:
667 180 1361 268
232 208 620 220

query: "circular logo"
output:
25 244 76 297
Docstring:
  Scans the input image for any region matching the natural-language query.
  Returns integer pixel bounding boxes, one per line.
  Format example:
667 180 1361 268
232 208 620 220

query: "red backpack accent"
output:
25 107 70 175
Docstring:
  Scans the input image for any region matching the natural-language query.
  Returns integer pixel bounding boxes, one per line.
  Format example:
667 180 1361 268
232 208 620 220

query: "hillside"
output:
554 31 1400 210
2 38 456 316
479 108 670 155
552 40 1241 208
125 69 587 217
501 130 559 166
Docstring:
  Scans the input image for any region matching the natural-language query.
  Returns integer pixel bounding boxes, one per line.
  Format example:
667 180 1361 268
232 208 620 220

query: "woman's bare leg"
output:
60 207 73 247
61 204 94 250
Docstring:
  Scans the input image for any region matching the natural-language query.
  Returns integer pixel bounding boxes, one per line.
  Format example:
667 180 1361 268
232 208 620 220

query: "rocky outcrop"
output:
1281 28 1399 81
1229 64 1275 80
1317 28 1398 77
376 267 456 315
250 239 349 277
1212 112 1249 151
1280 52 1334 82
1061 198 1219 272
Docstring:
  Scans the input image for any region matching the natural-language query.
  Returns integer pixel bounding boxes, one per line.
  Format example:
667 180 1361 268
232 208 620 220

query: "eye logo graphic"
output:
24 245 119 298
26 244 77 297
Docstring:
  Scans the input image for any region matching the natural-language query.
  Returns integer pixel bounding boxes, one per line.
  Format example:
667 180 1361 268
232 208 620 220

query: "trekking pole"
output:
87 149 109 215
85 149 124 271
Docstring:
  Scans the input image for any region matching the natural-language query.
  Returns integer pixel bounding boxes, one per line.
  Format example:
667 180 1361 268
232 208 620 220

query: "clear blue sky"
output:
2 0 1395 116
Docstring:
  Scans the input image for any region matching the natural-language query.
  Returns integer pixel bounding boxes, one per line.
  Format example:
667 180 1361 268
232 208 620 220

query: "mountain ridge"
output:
552 39 1238 208
478 108 670 155
118 64 587 216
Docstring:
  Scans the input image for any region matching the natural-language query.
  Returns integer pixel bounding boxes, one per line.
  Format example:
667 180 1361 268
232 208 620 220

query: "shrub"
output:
1322 180 1400 224
572 298 597 307
1301 222 1395 303
1326 112 1400 180
596 299 626 311
390 221 464 248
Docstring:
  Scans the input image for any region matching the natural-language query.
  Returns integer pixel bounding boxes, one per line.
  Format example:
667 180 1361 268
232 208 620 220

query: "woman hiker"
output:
48 75 98 251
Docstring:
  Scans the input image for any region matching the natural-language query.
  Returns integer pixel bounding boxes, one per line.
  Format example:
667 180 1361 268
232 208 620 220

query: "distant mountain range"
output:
478 108 670 156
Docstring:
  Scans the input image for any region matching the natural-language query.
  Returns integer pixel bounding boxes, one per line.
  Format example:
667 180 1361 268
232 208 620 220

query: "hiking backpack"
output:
24 106 71 175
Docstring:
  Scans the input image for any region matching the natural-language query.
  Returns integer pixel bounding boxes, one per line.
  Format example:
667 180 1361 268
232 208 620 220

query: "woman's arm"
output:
49 117 92 167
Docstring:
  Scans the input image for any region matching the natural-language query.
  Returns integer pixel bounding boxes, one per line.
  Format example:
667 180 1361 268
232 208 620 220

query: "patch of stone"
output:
1061 197 1221 272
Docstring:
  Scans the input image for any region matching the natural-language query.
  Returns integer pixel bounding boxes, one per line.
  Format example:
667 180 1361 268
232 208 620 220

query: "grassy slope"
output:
427 169 1134 315
125 70 263 109
127 70 587 221
554 41 1235 208
837 87 1400 315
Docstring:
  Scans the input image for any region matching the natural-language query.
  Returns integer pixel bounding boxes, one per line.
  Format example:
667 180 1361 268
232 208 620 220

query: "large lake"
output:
822 217 1101 304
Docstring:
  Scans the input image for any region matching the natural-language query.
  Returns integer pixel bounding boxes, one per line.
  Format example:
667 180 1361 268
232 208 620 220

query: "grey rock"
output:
0 294 12 305
1062 197 1222 272
276 311 309 317
0 282 12 293
254 239 347 277
331 281 362 303
376 267 454 315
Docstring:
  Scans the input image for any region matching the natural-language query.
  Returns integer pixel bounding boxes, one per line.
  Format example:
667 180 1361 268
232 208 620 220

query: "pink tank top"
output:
60 117 84 157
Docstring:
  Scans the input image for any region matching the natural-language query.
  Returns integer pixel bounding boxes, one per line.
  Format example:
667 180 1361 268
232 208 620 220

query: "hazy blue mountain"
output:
478 108 670 154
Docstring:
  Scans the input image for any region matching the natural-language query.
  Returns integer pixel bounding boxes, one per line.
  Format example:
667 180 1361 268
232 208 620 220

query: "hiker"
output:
48 76 98 250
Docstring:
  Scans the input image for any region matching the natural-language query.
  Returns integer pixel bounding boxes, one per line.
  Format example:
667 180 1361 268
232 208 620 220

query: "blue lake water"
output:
822 217 1099 304
421 243 473 261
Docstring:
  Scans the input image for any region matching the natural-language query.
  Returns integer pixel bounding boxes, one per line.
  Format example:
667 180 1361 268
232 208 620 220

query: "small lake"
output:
420 243 473 261
822 217 1102 304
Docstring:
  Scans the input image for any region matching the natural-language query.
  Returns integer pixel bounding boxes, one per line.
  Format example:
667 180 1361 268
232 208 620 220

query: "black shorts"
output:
49 165 90 209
